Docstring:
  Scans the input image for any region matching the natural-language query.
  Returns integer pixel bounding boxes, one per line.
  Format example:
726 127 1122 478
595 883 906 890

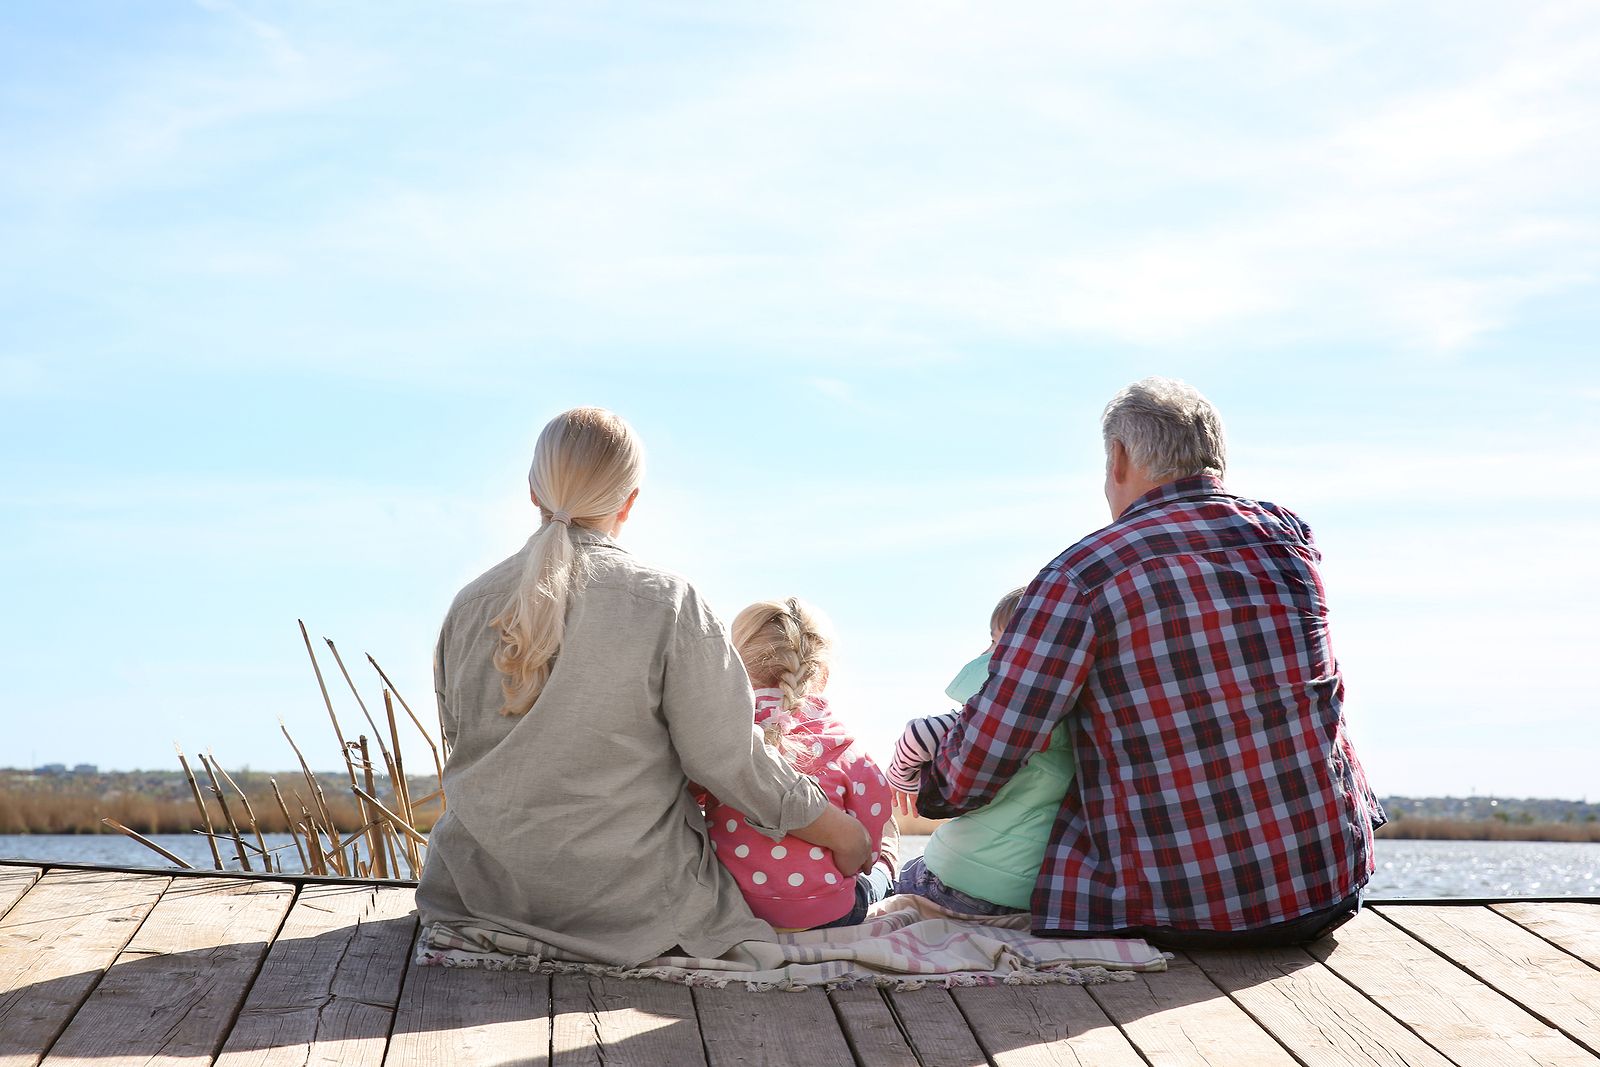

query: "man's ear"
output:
1108 439 1130 484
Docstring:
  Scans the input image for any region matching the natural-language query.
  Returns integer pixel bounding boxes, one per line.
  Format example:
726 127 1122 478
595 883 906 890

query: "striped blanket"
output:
416 894 1167 991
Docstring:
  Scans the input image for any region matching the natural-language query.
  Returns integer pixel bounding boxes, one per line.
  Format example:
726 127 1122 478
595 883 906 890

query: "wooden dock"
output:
2 861 1598 1065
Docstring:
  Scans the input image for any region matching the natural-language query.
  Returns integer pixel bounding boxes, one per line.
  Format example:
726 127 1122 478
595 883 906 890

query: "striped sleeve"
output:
886 712 959 792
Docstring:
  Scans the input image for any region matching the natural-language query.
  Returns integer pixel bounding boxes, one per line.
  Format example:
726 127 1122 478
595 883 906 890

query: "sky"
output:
1 1 1597 799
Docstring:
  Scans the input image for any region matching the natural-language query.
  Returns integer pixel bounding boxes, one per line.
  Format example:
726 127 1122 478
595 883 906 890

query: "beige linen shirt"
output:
416 526 827 966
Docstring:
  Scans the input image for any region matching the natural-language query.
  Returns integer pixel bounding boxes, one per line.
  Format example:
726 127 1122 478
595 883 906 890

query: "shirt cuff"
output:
743 774 828 842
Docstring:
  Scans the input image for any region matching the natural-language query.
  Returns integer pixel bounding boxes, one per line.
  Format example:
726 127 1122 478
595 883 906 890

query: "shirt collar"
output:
1120 473 1228 520
569 524 623 550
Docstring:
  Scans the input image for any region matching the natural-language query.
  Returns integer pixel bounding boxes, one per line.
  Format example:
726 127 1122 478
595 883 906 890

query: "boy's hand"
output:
892 789 919 819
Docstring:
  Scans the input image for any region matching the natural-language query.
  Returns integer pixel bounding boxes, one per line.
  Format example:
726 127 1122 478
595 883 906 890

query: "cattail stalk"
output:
198 753 251 871
174 744 223 869
103 818 195 868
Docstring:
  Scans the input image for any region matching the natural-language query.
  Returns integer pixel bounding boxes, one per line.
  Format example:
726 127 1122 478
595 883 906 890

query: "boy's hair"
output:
990 587 1028 637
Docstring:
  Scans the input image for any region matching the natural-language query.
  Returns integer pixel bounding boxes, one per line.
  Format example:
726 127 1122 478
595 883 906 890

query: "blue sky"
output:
2 2 1597 799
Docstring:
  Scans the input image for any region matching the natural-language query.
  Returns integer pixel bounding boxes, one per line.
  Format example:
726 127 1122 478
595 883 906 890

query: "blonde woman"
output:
416 408 871 967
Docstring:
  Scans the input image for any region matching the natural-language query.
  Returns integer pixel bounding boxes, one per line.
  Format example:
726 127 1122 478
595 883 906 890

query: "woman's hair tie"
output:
550 509 573 526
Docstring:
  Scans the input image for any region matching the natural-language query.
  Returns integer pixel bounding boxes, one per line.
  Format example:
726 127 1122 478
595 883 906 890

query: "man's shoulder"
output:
1046 492 1315 592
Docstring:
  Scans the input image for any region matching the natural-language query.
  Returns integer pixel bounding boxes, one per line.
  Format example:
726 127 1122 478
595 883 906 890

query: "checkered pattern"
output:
920 475 1386 934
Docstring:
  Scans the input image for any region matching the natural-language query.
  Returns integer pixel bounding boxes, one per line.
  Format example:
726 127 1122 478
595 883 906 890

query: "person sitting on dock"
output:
915 377 1387 948
415 407 872 967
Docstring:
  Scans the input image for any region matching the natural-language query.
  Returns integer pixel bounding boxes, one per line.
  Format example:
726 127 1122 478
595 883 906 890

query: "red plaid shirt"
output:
920 475 1385 934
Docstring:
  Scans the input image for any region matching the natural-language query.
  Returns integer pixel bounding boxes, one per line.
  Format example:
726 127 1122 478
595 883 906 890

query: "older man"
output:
918 377 1385 947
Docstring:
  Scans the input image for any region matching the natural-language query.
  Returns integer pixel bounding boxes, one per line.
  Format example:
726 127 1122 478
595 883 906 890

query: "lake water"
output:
2 834 1597 898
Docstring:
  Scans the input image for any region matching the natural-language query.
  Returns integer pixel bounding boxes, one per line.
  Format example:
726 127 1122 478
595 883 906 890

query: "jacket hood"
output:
751 688 859 773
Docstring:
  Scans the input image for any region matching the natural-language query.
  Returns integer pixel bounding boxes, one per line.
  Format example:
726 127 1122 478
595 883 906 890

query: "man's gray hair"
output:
1101 377 1227 481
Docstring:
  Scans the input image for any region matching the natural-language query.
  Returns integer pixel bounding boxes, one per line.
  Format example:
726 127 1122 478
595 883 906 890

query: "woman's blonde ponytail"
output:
491 408 643 716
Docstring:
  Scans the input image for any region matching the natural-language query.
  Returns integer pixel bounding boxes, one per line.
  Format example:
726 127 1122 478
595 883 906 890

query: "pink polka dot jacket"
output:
699 689 897 930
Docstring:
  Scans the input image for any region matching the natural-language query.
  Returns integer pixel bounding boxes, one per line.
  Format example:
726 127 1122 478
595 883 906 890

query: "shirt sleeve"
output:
433 618 457 752
886 712 959 792
919 567 1096 818
660 617 827 841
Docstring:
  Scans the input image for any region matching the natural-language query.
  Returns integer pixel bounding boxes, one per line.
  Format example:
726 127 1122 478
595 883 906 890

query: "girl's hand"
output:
892 789 919 819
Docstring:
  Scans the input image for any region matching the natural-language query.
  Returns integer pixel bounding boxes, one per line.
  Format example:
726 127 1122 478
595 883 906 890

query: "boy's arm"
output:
919 569 1095 818
885 712 959 792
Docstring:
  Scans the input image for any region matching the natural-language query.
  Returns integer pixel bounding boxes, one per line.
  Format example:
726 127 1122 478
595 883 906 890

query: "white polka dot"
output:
824 872 838 884
853 782 866 795
835 785 846 796
788 872 805 887
809 847 825 860
752 871 767 885
811 742 824 756
734 844 749 859
711 841 718 850
725 820 738 833
870 803 882 816
771 845 787 859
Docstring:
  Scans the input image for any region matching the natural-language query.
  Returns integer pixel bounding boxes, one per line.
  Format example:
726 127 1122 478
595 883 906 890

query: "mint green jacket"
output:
921 662 1075 911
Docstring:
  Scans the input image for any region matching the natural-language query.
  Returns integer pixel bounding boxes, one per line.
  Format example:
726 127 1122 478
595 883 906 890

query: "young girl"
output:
699 598 897 931
887 587 1077 915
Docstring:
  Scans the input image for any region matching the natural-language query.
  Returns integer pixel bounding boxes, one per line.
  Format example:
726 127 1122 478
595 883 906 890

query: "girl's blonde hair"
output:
491 407 643 716
731 598 835 761
990 586 1027 637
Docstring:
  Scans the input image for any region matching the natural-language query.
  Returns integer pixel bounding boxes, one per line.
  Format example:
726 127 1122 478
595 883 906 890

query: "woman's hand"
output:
793 804 874 876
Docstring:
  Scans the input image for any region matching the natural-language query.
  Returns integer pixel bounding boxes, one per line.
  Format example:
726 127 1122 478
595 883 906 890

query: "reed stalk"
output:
367 653 447 784
174 744 223 868
269 778 308 873
102 819 195 868
280 720 346 876
358 736 389 879
211 753 273 873
198 752 252 871
351 783 430 847
298 621 371 842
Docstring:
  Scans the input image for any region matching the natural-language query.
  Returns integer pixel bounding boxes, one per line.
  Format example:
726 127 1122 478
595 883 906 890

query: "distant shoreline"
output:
4 769 1598 844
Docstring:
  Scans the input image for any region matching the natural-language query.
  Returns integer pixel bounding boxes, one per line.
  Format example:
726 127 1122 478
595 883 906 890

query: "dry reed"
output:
74 621 448 878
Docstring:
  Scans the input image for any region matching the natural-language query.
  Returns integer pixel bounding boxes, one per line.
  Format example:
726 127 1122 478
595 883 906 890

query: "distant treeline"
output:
0 773 440 836
6 774 1600 842
1376 818 1600 843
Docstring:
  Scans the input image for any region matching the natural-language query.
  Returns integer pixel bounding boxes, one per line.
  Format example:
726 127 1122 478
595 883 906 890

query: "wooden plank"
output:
0 869 169 1067
828 986 918 1067
215 884 418 1067
693 984 854 1067
1378 904 1600 1056
1188 944 1454 1066
1086 953 1297 1066
42 877 296 1067
384 963 551 1067
0 865 41 922
1310 908 1594 1066
1494 902 1600 970
551 974 706 1066
953 982 1144 1067
884 987 987 1067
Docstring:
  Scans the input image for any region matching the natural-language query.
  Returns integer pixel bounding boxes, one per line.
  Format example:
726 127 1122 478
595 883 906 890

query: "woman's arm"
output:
660 619 829 839
789 804 873 876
